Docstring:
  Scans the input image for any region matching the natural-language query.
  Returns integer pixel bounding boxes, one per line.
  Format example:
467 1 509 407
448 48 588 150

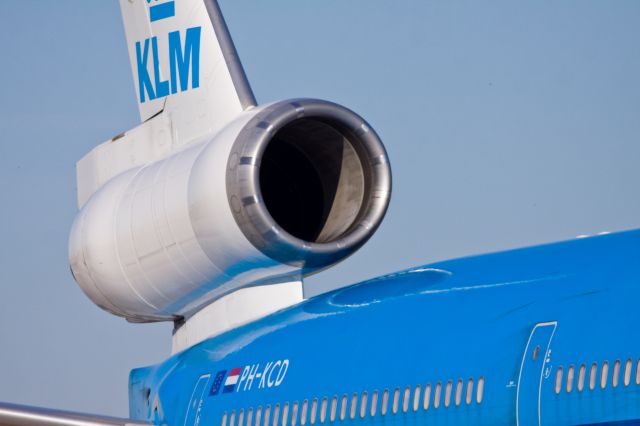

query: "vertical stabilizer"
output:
119 0 255 141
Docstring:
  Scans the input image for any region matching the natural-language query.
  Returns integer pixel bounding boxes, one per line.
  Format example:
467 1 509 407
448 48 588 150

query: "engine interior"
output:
227 98 390 269
260 118 367 243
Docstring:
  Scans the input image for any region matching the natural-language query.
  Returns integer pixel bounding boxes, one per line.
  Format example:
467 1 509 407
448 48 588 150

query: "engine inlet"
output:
226 99 392 269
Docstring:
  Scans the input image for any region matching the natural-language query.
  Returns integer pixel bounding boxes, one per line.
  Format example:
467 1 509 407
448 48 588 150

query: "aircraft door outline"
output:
184 374 211 426
516 321 557 426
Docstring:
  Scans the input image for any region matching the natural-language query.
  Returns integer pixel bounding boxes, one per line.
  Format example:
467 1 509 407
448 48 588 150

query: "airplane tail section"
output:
71 0 392 350
74 0 258 208
120 0 255 128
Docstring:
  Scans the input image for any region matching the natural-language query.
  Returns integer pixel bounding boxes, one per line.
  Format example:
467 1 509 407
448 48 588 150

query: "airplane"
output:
0 1 638 426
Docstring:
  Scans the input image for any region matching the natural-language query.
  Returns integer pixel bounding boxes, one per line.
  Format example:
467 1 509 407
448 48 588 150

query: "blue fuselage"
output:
129 230 640 426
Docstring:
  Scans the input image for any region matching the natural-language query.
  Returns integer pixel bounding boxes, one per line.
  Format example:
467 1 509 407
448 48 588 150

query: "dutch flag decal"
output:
223 368 242 393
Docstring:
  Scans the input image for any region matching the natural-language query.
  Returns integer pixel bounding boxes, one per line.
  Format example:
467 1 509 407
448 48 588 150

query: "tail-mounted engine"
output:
69 99 391 322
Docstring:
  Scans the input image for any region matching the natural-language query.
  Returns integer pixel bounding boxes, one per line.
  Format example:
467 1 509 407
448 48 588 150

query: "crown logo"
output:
148 0 175 23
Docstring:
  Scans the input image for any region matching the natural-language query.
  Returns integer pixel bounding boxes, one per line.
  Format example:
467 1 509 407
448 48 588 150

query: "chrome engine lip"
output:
226 98 392 269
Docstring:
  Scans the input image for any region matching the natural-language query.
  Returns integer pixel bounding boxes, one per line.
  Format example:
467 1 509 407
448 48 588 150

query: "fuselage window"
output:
465 379 473 405
221 376 496 426
360 392 368 419
272 404 280 426
612 360 621 388
320 398 328 424
423 384 431 411
339 395 347 421
433 382 442 409
264 406 271 426
555 366 563 395
247 408 253 426
300 399 309 426
256 406 262 426
600 361 609 390
589 363 598 391
566 365 575 393
310 400 317 425
444 381 452 408
350 393 358 419
381 389 389 416
329 396 337 422
624 359 633 386
392 388 400 414
578 364 586 392
455 379 463 406
476 377 485 404
301 401 308 426
402 387 410 413
635 359 640 385
370 391 378 417
281 404 288 426
413 386 421 412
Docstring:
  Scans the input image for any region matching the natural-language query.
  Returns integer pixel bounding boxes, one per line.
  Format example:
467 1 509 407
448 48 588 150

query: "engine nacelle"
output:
69 99 391 322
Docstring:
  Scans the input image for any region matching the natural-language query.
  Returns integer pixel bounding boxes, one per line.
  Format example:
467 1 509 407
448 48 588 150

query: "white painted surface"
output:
69 106 301 321
79 0 253 210
75 0 252 209
76 112 175 209
119 0 243 124
171 281 303 354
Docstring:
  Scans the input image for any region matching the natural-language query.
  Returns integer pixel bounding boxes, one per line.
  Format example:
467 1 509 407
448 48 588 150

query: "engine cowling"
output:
69 99 391 322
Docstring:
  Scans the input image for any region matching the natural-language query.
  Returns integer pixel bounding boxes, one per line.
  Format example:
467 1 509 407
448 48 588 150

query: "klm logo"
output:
135 26 201 104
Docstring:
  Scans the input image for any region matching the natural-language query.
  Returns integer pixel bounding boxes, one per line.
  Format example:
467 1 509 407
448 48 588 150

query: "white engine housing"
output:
69 99 391 322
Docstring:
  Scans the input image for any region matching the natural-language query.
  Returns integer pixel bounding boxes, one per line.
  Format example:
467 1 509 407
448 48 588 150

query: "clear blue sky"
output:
0 0 639 417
